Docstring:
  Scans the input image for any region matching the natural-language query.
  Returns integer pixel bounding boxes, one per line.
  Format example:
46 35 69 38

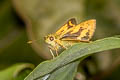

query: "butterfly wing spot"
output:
71 27 84 36
81 30 90 40
70 18 77 25
67 18 77 29
60 27 84 40
67 22 73 29
81 35 89 41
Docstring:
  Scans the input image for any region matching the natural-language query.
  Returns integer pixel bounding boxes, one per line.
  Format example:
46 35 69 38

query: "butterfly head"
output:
44 34 57 46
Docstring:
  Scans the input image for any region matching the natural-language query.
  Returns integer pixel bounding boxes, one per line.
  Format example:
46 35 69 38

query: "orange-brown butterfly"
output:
44 18 96 58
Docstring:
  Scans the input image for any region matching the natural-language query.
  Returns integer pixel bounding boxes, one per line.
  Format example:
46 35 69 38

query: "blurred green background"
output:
0 0 120 80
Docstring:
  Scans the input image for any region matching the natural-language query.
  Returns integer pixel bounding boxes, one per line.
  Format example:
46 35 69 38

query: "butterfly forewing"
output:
55 18 77 37
60 19 96 41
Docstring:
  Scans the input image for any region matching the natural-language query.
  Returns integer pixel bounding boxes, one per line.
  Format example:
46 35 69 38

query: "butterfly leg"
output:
55 40 68 49
60 44 67 49
55 48 58 56
48 46 56 58
49 49 55 59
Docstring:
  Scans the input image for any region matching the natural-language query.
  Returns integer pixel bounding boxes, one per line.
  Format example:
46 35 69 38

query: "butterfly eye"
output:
49 36 54 41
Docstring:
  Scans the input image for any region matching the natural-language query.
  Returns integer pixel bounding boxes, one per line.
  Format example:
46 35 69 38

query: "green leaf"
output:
48 61 79 80
25 36 120 80
0 63 34 80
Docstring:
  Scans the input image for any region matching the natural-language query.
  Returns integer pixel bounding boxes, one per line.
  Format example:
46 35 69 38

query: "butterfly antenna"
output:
27 39 40 44
27 40 33 44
